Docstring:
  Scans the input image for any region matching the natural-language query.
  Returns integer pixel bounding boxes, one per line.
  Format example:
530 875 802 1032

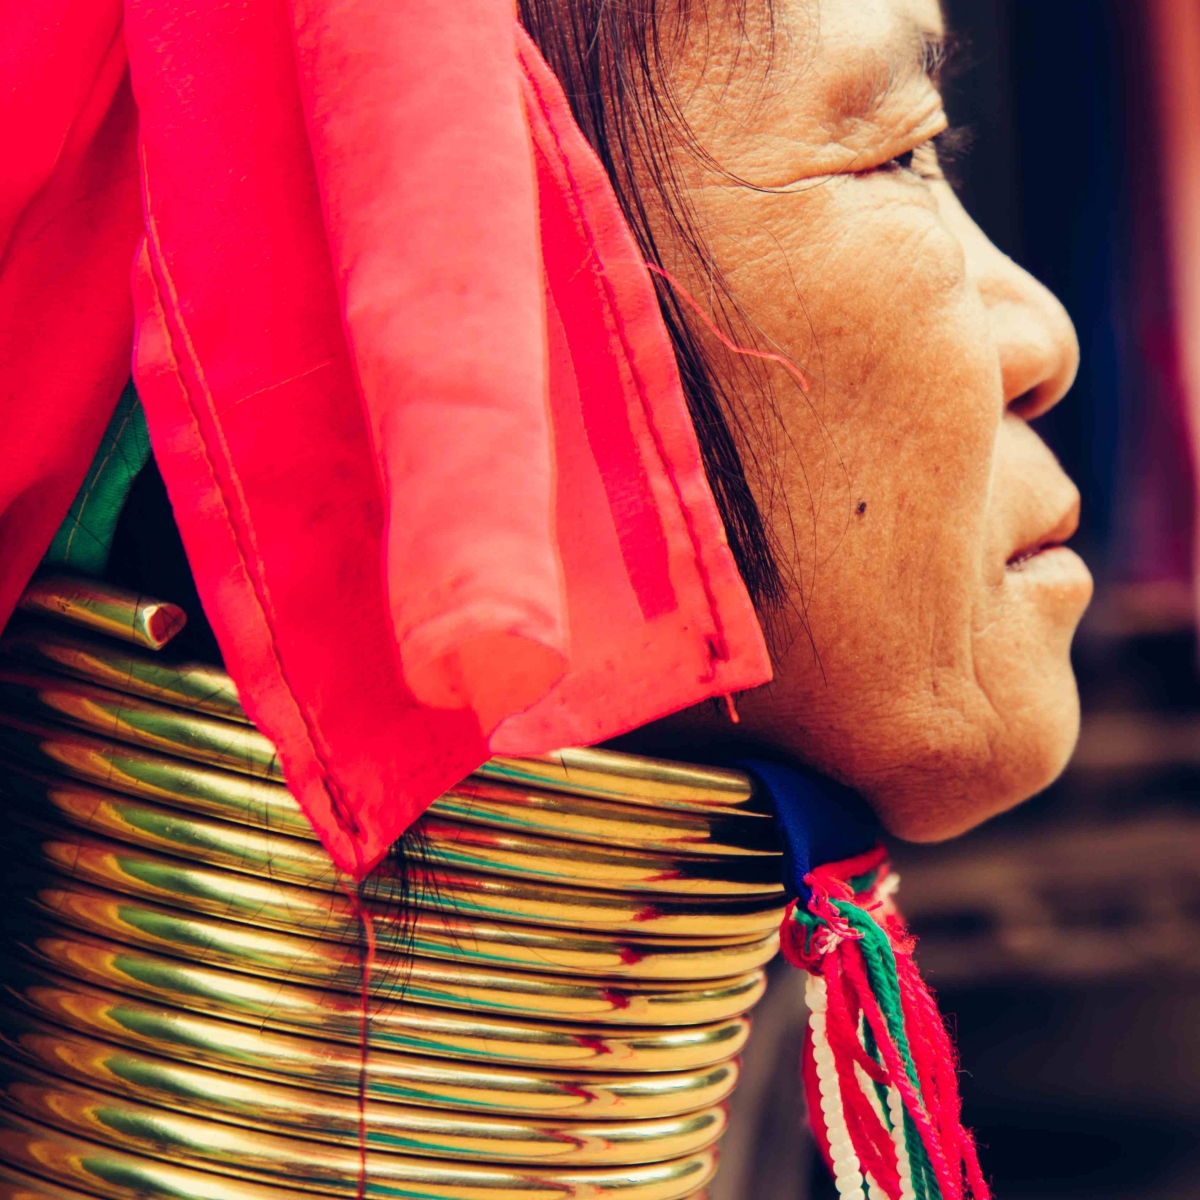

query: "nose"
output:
937 186 1080 421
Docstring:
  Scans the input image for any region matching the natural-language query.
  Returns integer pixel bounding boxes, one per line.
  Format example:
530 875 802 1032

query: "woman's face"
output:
633 0 1092 839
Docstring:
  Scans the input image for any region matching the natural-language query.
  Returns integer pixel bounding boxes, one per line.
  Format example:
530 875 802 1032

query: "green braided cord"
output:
847 864 883 894
906 1109 939 1200
834 901 920 1091
838 901 945 1198
864 1010 936 1200
44 381 150 577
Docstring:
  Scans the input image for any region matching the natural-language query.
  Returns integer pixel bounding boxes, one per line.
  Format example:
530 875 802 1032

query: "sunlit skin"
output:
619 0 1093 839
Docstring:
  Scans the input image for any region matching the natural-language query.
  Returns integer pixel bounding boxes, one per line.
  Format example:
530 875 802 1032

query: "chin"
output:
867 668 1083 844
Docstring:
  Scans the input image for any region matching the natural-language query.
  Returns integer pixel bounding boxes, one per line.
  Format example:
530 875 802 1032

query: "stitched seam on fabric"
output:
139 153 365 868
62 397 137 561
517 40 730 673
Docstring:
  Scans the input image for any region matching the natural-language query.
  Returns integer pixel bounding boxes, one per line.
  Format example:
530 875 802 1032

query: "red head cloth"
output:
0 0 772 878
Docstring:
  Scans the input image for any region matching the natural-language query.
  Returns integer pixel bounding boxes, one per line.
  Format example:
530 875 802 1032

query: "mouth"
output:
1006 541 1067 570
1006 501 1081 571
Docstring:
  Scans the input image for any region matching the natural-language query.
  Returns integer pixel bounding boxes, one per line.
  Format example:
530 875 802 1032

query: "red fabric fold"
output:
2 0 772 877
126 0 487 877
495 30 772 750
0 2 141 636
288 0 567 733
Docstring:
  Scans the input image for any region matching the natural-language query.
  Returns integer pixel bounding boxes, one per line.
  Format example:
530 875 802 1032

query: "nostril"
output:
988 270 1080 421
1007 388 1042 420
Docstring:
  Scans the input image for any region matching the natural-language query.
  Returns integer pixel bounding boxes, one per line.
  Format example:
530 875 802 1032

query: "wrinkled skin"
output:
623 0 1092 839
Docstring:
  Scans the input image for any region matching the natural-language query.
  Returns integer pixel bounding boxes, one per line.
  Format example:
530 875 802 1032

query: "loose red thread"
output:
340 882 377 1200
722 693 741 724
644 263 811 394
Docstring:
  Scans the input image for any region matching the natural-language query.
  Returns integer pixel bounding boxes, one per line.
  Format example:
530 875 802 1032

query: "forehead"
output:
787 0 946 114
804 0 945 50
665 0 948 179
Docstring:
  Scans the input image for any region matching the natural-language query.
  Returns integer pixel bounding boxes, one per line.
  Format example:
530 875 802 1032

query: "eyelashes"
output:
930 124 975 180
884 124 974 185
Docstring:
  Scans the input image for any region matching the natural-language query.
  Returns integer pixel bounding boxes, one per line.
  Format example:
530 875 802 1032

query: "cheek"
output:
711 182 1003 633
690 178 1025 805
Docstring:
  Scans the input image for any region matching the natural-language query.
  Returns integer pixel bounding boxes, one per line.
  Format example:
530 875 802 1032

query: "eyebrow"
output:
845 21 952 122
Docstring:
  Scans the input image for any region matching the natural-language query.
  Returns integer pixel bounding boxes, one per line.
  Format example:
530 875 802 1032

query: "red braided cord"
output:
823 954 904 1199
840 939 964 1200
784 847 988 1200
808 845 890 890
895 950 991 1199
780 897 822 970
891 951 957 1166
825 965 891 1089
895 953 963 1173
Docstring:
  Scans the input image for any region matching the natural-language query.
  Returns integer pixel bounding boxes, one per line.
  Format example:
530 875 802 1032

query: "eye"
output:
881 135 945 182
882 125 972 184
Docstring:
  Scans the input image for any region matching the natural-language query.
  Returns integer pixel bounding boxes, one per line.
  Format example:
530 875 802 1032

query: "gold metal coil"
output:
0 673 765 857
28 879 779 983
0 1163 97 1200
0 1050 728 1165
13 823 785 939
0 975 745 1104
431 779 777 857
0 668 280 781
0 1012 729 1132
1 626 247 723
0 715 776 857
0 609 762 826
2 766 781 898
403 816 781 896
0 586 784 1195
0 715 317 838
15 578 187 652
478 751 763 815
0 1174 713 1200
0 1110 718 1200
10 922 768 1029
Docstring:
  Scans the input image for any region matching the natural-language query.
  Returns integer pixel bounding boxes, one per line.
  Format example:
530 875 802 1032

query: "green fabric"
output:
44 381 150 576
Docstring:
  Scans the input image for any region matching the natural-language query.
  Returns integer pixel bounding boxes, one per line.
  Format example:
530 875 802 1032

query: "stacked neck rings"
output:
0 576 785 1200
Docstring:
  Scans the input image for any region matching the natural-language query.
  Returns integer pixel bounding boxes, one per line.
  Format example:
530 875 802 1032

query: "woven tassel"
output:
781 847 990 1200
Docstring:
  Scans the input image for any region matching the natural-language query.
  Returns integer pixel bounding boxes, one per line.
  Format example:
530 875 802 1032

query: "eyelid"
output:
860 109 949 175
844 108 945 177
886 132 945 178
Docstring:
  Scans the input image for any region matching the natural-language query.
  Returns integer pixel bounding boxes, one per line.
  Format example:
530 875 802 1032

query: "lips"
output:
1006 541 1064 569
1006 498 1081 571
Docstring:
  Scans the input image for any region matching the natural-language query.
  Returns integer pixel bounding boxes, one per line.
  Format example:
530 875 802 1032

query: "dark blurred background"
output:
715 3 1200 1196
890 6 1200 1196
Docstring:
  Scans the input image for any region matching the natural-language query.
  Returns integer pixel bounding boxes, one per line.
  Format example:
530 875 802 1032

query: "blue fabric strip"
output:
736 759 880 901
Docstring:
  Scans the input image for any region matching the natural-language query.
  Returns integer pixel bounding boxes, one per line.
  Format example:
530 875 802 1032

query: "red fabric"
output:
0 3 142 644
2 0 772 877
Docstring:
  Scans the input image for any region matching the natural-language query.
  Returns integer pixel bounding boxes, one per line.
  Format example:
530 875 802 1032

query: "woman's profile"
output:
0 1 1091 1199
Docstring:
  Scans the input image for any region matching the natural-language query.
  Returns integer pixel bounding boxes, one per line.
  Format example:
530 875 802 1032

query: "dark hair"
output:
518 0 788 615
